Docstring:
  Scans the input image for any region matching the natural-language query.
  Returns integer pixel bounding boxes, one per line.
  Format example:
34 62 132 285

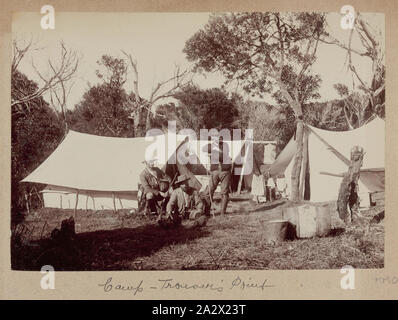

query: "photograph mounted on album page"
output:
0 0 397 300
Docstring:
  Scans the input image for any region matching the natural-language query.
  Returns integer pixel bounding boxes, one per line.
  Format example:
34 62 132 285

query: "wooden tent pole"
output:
237 140 276 194
237 170 245 194
307 126 350 166
74 189 79 219
252 140 277 144
24 191 30 215
112 192 116 213
85 193 89 211
32 187 44 208
237 144 248 194
319 171 345 178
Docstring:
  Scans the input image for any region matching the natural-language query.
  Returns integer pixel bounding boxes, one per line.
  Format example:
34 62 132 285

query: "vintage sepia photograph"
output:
11 10 385 272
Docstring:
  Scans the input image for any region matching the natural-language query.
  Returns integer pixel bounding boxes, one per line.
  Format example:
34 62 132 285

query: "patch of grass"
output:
11 200 384 270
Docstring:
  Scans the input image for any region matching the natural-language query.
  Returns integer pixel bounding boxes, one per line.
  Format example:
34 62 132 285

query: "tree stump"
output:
337 146 364 224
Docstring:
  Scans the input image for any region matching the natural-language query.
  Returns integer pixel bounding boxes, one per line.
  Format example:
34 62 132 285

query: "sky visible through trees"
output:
13 12 384 111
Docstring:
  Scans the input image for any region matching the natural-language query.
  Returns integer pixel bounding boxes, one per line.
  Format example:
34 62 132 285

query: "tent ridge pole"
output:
307 126 350 166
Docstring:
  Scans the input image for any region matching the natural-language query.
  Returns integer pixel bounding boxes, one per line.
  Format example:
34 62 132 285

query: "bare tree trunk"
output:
337 146 364 224
291 119 304 202
131 67 139 102
134 106 148 137
277 79 305 201
299 126 309 199
145 106 152 132
122 50 140 101
123 50 190 136
60 106 68 132
343 103 354 130
122 51 143 136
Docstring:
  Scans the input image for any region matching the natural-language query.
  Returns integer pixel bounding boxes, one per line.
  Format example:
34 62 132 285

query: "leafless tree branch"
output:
11 40 80 112
121 50 140 102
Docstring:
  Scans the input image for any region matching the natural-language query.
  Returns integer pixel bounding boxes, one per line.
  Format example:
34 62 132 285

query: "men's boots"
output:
147 199 158 215
220 194 229 215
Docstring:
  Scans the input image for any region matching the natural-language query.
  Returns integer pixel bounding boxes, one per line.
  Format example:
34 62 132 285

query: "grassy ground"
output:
11 195 384 270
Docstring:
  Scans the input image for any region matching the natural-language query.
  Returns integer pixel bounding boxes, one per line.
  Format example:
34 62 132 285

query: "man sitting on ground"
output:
139 156 171 215
159 175 208 228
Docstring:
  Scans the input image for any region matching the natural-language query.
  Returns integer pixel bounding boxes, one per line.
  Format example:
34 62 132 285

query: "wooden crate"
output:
282 204 332 238
371 191 385 206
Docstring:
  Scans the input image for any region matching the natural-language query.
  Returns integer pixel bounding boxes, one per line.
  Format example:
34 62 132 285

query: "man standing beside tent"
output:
202 134 232 215
139 156 171 215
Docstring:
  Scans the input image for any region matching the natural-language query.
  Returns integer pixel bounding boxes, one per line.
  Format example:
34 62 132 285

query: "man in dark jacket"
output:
202 135 232 215
139 157 171 214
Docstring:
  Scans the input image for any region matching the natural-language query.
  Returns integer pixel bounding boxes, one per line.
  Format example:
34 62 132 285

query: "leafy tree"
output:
68 55 135 137
154 85 241 134
68 85 136 137
272 65 321 108
184 12 326 200
303 100 348 131
334 83 374 129
151 102 183 131
11 70 63 218
243 100 295 149
95 55 127 88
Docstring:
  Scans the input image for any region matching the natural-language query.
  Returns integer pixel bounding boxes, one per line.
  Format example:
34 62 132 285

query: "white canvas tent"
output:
21 130 189 210
178 138 258 192
181 139 251 172
269 118 385 206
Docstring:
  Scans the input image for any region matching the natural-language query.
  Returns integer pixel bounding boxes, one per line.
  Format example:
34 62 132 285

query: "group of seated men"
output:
139 157 210 227
139 135 232 228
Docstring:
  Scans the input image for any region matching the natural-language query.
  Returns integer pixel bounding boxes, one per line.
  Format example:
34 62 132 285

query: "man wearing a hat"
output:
139 156 171 215
202 134 232 215
160 174 207 227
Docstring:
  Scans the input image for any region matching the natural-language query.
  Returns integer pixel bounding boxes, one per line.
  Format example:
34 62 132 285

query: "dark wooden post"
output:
24 191 30 215
112 192 117 213
337 146 364 224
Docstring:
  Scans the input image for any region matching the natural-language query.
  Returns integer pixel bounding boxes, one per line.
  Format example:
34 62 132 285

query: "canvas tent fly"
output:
22 129 267 211
21 130 191 210
174 138 264 192
269 117 385 206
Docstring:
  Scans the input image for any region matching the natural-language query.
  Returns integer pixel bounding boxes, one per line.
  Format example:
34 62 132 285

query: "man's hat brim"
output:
174 177 190 186
142 157 158 164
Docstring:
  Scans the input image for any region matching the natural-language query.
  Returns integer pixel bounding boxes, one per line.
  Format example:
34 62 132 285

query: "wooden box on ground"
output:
260 219 288 244
370 191 384 206
282 203 332 238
